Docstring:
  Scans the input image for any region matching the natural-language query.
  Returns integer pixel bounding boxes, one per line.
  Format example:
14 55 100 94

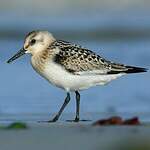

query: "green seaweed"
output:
0 122 28 130
6 122 28 129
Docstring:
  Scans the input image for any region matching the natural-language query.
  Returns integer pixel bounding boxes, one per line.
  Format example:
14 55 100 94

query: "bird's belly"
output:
37 61 124 91
39 62 86 91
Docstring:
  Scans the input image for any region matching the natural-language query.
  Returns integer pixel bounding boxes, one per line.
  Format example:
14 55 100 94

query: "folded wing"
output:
51 40 148 75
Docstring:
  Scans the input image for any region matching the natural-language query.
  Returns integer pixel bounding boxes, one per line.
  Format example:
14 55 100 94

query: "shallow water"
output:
0 38 149 115
0 11 150 117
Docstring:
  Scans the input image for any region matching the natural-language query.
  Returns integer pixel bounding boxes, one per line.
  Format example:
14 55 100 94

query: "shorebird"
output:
7 30 147 122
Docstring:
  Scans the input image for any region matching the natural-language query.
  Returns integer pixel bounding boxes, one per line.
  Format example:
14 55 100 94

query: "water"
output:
0 11 150 117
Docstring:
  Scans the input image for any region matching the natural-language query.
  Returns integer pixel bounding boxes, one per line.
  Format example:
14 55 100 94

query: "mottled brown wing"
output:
51 40 147 75
52 40 112 74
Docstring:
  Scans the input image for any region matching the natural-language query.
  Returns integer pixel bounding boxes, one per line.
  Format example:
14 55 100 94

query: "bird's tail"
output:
108 64 148 74
124 66 148 74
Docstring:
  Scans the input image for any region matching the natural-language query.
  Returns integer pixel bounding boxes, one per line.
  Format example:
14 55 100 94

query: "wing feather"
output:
50 40 147 75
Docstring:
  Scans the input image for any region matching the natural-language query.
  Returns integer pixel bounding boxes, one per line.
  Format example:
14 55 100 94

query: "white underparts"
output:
38 61 124 91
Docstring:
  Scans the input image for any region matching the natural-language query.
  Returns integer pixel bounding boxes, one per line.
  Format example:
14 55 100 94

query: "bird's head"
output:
7 30 55 63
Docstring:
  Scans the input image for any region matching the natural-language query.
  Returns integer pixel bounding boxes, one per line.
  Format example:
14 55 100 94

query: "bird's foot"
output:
74 117 80 122
48 116 58 123
66 117 91 122
38 116 58 123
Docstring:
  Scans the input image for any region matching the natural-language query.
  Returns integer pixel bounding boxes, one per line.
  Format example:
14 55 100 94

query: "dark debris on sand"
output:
93 116 140 126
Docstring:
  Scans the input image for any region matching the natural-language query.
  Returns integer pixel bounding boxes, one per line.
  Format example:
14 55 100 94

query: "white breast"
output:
32 60 124 92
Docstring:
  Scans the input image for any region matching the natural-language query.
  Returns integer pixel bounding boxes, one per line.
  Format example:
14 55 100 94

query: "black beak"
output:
7 48 26 64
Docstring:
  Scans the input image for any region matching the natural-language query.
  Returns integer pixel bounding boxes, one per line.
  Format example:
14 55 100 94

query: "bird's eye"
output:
30 39 36 45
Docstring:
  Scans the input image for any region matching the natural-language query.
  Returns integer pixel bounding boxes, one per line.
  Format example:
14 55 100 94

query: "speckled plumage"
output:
48 40 135 75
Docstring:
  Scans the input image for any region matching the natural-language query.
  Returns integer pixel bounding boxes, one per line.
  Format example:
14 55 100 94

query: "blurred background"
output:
0 0 150 120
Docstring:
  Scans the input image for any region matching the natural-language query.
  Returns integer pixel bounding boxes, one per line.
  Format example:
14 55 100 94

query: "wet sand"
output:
1 123 150 150
0 113 150 150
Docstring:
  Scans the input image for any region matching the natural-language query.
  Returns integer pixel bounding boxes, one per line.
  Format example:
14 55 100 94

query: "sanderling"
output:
7 30 147 122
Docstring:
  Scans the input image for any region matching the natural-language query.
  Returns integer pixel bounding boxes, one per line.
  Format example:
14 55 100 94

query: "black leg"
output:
48 92 70 122
74 91 80 122
66 91 91 122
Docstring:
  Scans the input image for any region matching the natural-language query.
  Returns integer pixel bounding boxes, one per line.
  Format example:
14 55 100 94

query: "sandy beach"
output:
1 122 150 150
0 113 150 150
